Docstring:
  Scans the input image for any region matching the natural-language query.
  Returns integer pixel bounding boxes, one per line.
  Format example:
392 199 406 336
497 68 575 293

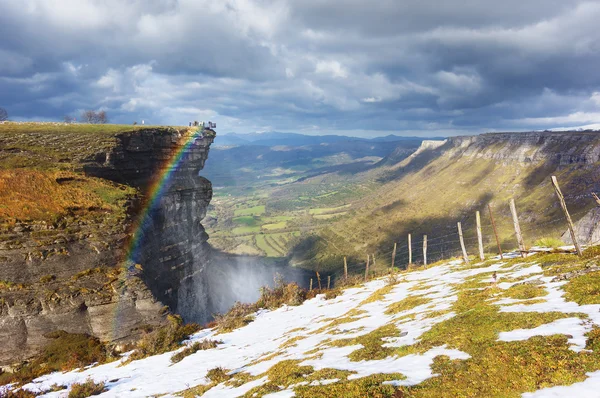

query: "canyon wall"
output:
0 127 215 365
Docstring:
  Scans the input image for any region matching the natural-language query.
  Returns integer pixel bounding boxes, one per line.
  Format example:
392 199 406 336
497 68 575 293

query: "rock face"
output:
444 131 600 165
83 128 215 323
562 207 600 245
0 127 215 365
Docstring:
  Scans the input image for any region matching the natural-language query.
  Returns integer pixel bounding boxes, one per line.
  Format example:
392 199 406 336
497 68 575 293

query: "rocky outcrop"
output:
444 131 600 165
0 127 215 366
562 207 600 245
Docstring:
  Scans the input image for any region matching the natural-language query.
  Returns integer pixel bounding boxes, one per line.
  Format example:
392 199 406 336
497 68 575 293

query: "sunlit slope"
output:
291 132 600 273
14 249 600 397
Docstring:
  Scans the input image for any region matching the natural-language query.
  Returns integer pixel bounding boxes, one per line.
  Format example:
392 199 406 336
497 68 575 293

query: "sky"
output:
1 0 600 137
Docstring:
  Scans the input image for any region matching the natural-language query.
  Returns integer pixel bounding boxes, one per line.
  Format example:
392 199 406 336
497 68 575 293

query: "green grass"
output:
309 204 351 215
232 216 260 227
234 205 265 216
262 222 287 230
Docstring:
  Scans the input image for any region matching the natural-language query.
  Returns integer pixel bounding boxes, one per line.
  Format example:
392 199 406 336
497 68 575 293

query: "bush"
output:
212 302 257 333
129 315 200 361
170 339 223 363
256 275 306 309
206 367 230 384
0 331 109 386
68 379 106 398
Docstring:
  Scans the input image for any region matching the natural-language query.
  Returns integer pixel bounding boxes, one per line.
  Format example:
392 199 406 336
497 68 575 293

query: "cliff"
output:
0 124 214 366
295 131 600 271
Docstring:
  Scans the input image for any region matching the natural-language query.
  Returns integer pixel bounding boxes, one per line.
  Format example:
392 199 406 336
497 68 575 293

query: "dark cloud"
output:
1 0 600 136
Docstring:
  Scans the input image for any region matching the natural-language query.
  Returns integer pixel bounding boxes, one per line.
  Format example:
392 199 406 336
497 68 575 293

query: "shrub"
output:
0 331 109 386
170 339 223 363
206 367 231 384
129 315 200 361
256 275 306 309
212 302 257 333
68 379 106 398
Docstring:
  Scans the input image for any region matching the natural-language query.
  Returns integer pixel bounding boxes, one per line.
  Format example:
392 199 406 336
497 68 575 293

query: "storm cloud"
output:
1 0 600 136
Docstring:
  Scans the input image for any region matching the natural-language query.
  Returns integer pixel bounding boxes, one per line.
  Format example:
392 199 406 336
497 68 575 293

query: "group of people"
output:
188 121 217 129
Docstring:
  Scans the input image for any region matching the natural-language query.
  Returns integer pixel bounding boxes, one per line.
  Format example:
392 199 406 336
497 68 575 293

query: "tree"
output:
81 110 95 123
0 107 7 121
96 110 107 124
81 110 108 124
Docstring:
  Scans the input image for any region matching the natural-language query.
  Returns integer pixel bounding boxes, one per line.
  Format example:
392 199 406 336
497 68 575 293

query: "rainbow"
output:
111 126 205 339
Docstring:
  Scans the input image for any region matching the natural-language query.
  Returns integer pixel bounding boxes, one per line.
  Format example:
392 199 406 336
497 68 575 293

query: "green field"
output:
309 204 351 215
234 205 265 216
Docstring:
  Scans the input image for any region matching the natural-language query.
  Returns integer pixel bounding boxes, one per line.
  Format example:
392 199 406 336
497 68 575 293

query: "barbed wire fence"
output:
305 175 600 290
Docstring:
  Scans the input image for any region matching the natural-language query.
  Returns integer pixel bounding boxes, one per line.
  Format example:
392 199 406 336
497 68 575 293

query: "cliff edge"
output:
0 123 214 366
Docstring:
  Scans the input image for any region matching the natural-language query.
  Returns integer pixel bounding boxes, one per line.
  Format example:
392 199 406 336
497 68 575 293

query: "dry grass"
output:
68 379 106 398
170 339 222 363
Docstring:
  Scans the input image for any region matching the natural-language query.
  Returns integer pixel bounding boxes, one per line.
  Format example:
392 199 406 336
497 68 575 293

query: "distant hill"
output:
290 131 600 271
214 131 439 148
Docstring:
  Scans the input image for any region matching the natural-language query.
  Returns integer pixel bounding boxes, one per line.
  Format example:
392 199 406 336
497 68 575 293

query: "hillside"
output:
8 248 600 397
291 131 600 273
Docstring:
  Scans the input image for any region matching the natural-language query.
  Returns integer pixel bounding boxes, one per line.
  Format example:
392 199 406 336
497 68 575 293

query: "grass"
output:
170 339 223 363
502 283 547 300
385 295 431 315
128 315 201 362
309 204 351 215
68 379 106 398
262 221 287 230
534 237 566 248
563 271 600 305
0 331 111 386
0 169 135 226
234 205 265 216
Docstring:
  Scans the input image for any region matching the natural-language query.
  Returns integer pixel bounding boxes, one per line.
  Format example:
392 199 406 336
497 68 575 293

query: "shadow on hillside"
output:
288 191 497 275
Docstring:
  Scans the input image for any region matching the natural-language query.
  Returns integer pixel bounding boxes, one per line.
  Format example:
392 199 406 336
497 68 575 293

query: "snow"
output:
522 371 600 397
9 250 600 397
498 317 588 351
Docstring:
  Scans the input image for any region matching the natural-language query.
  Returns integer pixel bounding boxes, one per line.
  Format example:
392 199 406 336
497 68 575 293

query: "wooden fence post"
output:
408 234 413 267
343 256 348 281
327 275 331 290
509 199 526 258
476 211 484 261
391 242 397 273
488 204 503 260
551 176 582 256
309 278 313 291
458 222 470 265
423 235 428 268
364 254 370 281
316 271 322 290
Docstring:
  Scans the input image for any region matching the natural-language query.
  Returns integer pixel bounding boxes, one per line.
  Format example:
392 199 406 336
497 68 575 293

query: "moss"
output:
502 283 547 300
385 295 431 315
360 285 394 305
563 271 600 305
294 373 406 397
582 245 600 259
327 324 400 362
397 336 600 397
